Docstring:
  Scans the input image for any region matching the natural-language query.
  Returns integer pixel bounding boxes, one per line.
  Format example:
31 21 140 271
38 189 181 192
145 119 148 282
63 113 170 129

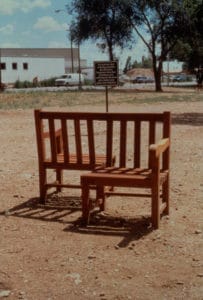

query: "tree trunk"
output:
152 55 163 92
108 42 114 61
154 68 163 92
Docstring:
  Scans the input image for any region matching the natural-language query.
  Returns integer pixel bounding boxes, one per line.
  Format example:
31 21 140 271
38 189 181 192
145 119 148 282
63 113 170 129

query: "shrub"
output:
40 77 57 87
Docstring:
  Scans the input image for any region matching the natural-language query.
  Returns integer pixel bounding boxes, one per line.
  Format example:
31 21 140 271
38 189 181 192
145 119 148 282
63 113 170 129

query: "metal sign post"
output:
94 61 118 112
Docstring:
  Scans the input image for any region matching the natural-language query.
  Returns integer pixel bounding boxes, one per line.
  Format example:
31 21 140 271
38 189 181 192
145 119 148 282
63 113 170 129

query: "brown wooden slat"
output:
106 120 113 166
87 119 95 165
48 118 57 163
149 120 156 145
74 119 82 164
61 119 69 164
134 120 141 168
34 109 46 162
41 111 165 122
120 120 127 167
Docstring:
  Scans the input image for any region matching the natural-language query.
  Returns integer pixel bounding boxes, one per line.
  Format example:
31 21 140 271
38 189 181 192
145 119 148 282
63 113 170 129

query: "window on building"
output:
23 63 28 70
12 63 17 70
0 63 6 70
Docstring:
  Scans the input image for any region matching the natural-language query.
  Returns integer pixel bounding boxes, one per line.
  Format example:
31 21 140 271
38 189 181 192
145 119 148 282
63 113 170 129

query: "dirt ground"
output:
0 94 203 300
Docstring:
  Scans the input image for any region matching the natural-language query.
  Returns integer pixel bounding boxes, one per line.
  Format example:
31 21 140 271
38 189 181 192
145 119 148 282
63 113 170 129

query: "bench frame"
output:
34 109 171 229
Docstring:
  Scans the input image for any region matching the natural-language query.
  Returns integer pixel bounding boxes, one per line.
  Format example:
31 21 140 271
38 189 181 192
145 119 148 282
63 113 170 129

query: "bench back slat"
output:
134 121 141 168
87 120 95 165
120 120 127 167
106 119 114 167
148 120 156 168
48 118 57 163
61 119 69 163
74 119 82 164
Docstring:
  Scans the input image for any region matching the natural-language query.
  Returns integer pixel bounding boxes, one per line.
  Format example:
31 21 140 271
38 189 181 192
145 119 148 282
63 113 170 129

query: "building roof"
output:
0 48 79 60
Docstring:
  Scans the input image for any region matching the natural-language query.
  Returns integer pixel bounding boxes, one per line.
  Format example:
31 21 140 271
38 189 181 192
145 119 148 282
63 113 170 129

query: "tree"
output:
69 0 136 61
170 1 203 71
69 0 201 91
126 0 195 91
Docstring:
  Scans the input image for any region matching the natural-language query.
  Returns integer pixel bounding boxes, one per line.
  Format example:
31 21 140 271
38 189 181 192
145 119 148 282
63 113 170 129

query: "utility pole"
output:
78 42 82 90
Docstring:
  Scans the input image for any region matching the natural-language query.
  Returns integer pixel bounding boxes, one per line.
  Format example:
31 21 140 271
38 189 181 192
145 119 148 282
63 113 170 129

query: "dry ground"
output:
0 89 203 299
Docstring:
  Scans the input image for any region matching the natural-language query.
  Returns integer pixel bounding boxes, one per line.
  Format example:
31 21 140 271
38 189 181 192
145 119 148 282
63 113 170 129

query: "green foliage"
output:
132 56 152 69
69 0 202 90
169 1 203 70
123 55 152 72
69 0 136 60
14 77 57 89
14 80 33 88
40 77 57 87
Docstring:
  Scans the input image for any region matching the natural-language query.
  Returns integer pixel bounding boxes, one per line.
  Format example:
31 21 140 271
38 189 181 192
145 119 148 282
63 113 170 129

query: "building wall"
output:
162 60 184 73
1 56 65 83
0 48 87 84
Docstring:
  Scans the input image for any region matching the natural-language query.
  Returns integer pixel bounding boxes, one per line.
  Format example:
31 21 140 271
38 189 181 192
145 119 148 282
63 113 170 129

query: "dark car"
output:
132 76 154 83
172 74 187 82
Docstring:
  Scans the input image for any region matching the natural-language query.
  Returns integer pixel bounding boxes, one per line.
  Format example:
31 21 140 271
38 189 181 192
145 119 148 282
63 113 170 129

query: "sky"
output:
0 0 147 69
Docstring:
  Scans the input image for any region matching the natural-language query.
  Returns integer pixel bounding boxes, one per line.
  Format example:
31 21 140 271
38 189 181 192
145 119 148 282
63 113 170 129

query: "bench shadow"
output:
65 212 153 247
172 113 203 126
0 193 82 224
0 195 153 247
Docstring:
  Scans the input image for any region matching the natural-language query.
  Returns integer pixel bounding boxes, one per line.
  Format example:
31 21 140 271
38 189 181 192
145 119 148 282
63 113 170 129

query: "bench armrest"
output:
149 138 170 172
149 138 170 157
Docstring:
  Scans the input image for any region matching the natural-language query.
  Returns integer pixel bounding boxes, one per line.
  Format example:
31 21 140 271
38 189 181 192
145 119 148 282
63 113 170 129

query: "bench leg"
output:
162 176 169 215
151 182 160 229
39 168 47 204
56 169 63 193
96 185 105 211
81 181 90 225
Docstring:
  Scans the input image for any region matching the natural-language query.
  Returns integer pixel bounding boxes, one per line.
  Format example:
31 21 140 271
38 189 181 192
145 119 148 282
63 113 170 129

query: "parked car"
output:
172 74 187 82
132 76 154 83
55 73 85 86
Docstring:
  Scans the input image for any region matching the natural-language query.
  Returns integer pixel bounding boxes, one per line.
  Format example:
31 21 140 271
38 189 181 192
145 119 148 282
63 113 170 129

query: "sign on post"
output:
94 61 118 112
94 61 118 86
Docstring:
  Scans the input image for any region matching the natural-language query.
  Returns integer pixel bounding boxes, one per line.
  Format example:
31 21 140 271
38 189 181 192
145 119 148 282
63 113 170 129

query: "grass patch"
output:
0 89 202 110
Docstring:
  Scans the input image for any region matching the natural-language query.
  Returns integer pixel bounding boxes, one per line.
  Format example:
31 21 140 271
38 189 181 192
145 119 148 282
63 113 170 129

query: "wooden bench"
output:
34 110 115 204
81 111 171 229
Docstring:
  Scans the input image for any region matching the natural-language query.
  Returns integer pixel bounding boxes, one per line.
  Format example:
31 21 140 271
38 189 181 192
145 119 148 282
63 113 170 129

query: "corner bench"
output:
81 111 171 229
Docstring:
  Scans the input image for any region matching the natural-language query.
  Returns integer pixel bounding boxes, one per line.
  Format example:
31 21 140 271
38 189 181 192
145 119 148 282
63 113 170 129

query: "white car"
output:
55 73 84 86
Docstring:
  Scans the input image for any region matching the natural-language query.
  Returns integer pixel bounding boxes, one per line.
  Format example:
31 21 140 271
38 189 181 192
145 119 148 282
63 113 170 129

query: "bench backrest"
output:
34 110 170 170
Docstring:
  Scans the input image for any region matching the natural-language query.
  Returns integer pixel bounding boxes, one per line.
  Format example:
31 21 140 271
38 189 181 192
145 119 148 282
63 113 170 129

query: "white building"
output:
162 60 184 73
0 48 87 84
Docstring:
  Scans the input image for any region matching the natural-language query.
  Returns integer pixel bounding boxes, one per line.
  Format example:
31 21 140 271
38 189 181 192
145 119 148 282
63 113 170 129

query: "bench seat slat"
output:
45 153 106 164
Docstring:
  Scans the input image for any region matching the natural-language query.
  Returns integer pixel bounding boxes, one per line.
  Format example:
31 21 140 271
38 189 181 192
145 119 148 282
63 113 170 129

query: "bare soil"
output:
0 92 203 300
